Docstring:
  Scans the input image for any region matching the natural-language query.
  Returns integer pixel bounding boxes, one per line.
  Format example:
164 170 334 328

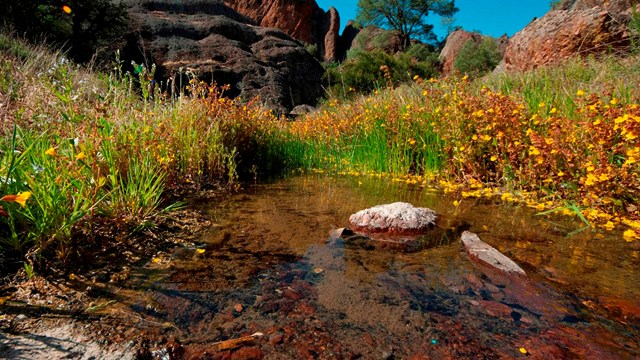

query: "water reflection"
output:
126 174 639 358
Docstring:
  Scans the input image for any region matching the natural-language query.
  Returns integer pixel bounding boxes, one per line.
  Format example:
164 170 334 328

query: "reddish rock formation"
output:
223 0 341 62
439 29 509 75
503 0 632 72
324 7 340 62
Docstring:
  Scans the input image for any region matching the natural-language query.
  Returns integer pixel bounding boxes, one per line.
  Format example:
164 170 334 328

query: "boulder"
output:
502 0 632 72
440 29 509 75
125 0 325 114
461 231 526 276
348 202 437 237
348 25 404 55
222 0 341 62
289 104 315 116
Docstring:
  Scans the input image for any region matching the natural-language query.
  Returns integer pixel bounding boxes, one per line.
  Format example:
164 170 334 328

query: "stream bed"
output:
121 174 639 359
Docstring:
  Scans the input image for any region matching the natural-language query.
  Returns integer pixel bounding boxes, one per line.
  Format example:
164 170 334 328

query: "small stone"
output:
312 267 324 274
234 303 244 313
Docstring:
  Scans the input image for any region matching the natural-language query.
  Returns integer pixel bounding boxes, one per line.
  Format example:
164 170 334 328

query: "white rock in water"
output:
461 231 526 276
349 202 437 234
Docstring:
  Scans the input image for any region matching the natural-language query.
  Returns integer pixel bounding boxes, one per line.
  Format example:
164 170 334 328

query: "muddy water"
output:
126 175 639 359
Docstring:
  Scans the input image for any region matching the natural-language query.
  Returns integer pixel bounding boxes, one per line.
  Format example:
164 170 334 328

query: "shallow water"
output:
125 174 640 359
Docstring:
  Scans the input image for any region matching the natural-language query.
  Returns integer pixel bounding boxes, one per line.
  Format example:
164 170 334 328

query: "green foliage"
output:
356 0 458 48
454 37 502 77
482 55 640 116
0 0 128 63
325 47 440 97
103 154 171 222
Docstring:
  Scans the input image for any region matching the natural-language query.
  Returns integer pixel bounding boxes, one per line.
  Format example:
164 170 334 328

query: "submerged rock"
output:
461 231 526 276
348 202 437 237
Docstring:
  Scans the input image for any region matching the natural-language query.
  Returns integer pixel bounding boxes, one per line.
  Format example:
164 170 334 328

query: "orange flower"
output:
1 191 32 207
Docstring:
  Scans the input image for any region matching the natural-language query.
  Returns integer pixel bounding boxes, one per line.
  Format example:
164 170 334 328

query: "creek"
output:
122 174 639 359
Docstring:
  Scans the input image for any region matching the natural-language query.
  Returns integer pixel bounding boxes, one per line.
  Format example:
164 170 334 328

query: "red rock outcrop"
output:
223 0 341 62
323 7 340 62
503 0 633 72
440 29 509 75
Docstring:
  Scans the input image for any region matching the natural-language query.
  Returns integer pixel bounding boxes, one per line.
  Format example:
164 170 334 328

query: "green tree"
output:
356 0 458 49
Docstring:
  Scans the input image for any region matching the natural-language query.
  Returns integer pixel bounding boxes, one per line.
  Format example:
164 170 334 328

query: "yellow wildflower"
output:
0 191 32 207
529 146 540 156
76 152 86 160
576 90 585 96
623 229 637 241
45 147 56 156
603 221 615 231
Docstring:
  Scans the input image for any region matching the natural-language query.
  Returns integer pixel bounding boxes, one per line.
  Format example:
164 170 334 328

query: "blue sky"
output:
316 0 551 39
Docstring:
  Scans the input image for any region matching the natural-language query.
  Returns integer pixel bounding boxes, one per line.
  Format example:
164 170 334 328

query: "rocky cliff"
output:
503 0 633 71
223 0 341 62
124 0 325 114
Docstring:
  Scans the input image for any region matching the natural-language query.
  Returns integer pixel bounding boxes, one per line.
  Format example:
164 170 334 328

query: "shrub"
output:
325 47 440 97
454 37 502 76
